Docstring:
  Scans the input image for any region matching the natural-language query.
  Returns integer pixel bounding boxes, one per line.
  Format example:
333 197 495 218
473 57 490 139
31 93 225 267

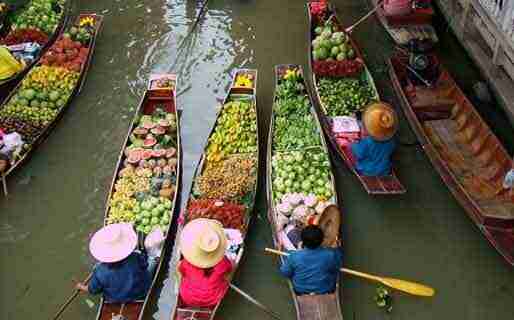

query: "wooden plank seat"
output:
296 293 341 320
423 119 514 219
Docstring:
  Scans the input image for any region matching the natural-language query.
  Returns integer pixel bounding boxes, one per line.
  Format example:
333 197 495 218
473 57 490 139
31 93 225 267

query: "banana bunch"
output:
0 47 25 81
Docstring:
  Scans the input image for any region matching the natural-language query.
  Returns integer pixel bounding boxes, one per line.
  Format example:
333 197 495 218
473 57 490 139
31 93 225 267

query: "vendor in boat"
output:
351 102 398 176
279 212 343 295
76 223 164 303
177 218 233 308
0 129 7 173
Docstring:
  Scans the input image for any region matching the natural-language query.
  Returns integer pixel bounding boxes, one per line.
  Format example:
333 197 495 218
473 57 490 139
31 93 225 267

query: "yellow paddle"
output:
264 248 435 297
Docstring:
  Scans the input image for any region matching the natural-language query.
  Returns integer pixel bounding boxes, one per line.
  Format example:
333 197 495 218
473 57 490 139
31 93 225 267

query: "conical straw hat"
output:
180 218 227 268
362 102 398 141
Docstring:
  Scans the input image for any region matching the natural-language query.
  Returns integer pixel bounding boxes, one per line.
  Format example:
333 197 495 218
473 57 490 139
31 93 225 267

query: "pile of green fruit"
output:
10 0 65 35
206 99 257 162
0 66 78 126
133 196 172 234
273 114 321 151
318 77 376 116
272 149 333 202
312 23 356 61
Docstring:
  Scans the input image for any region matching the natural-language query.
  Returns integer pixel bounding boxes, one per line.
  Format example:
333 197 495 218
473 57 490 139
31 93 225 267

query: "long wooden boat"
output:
0 0 70 97
0 13 102 186
170 69 259 320
388 52 514 266
95 74 182 320
307 2 406 195
266 64 343 320
369 0 438 45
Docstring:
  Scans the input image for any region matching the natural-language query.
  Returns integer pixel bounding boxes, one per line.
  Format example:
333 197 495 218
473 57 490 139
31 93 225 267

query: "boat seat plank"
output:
99 302 143 320
296 293 342 320
423 120 514 219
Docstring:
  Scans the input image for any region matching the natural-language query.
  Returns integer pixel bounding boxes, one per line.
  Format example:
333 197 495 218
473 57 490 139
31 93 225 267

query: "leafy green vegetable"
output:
318 77 376 116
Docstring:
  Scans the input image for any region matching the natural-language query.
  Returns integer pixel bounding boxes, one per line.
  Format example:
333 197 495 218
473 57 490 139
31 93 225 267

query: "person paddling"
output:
76 223 163 303
351 102 398 176
177 218 233 308
279 215 343 295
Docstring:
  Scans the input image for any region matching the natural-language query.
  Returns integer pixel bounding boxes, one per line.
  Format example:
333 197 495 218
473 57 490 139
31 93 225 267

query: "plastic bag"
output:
0 132 23 156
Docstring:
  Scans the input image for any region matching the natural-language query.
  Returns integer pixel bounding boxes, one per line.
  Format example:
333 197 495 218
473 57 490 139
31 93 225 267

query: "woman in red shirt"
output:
177 218 233 307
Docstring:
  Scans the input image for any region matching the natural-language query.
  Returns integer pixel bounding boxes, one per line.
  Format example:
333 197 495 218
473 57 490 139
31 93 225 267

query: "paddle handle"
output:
265 248 287 256
345 0 384 33
52 272 93 320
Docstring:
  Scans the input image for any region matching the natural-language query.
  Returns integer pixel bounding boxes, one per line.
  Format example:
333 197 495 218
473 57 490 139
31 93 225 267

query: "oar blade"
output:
381 277 435 297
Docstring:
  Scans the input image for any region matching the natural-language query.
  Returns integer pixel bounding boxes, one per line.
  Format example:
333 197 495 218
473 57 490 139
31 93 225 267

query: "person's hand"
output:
75 282 88 293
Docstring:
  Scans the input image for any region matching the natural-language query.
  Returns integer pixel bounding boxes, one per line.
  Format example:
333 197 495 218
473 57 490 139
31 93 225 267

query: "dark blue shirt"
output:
280 247 343 295
351 136 395 176
88 252 152 303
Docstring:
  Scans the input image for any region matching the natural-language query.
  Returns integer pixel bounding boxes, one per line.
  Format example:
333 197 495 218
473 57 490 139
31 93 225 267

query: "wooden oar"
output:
52 272 93 320
229 284 282 320
1 174 7 196
345 0 384 33
265 248 435 297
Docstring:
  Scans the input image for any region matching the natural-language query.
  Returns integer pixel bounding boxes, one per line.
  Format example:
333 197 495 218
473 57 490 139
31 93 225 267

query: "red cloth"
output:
179 256 233 308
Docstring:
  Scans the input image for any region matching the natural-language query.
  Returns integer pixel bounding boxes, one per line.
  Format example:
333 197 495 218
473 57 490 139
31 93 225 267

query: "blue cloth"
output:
351 136 396 176
88 252 152 303
279 247 343 295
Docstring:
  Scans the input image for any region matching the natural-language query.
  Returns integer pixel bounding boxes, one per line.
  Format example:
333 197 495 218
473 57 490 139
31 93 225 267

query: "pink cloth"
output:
179 256 233 307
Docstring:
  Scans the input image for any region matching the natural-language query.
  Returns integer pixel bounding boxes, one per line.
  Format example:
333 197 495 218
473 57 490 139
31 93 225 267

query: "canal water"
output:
1 0 513 319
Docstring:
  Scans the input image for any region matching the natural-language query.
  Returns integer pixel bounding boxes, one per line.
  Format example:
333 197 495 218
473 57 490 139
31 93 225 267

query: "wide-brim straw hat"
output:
318 205 342 247
89 223 138 263
362 102 398 141
180 218 227 268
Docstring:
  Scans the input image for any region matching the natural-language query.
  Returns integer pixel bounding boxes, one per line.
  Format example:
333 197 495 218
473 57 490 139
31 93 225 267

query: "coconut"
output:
143 137 157 148
168 158 177 169
158 120 170 131
142 150 153 160
148 159 157 169
157 158 167 167
133 127 148 139
127 152 141 164
142 121 156 130
166 147 177 158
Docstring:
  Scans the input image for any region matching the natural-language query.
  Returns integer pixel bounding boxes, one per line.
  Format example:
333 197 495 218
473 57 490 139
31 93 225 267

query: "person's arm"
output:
76 269 102 295
279 254 294 278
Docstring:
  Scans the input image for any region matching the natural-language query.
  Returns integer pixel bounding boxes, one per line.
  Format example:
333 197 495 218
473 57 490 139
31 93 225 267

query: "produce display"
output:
309 2 363 77
106 105 179 235
7 0 65 35
318 77 376 116
1 28 49 45
0 66 78 126
273 68 320 151
187 199 246 230
187 82 259 234
271 67 334 205
40 35 90 72
272 150 333 202
275 192 333 227
0 15 97 163
195 154 256 201
205 99 257 162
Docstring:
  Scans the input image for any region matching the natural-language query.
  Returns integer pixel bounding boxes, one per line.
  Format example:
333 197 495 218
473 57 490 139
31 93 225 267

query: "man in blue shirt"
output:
280 225 343 295
75 223 153 303
351 102 398 176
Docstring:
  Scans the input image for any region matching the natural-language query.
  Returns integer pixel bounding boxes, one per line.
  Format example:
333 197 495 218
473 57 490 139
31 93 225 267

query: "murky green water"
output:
1 0 513 319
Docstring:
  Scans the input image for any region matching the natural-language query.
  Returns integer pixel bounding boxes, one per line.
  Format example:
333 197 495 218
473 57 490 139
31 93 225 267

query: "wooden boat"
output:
369 0 438 45
95 74 182 320
0 14 102 186
307 2 406 195
170 69 259 320
266 64 343 320
0 1 70 98
388 52 514 266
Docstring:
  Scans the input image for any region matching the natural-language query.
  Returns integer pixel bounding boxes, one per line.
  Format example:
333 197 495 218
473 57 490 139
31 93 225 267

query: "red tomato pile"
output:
187 199 245 230
40 35 89 72
1 28 49 45
310 1 328 24
312 58 364 77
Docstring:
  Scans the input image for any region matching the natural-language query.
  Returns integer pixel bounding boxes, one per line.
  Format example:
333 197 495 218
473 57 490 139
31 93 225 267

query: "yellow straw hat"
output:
362 102 398 141
180 218 227 268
